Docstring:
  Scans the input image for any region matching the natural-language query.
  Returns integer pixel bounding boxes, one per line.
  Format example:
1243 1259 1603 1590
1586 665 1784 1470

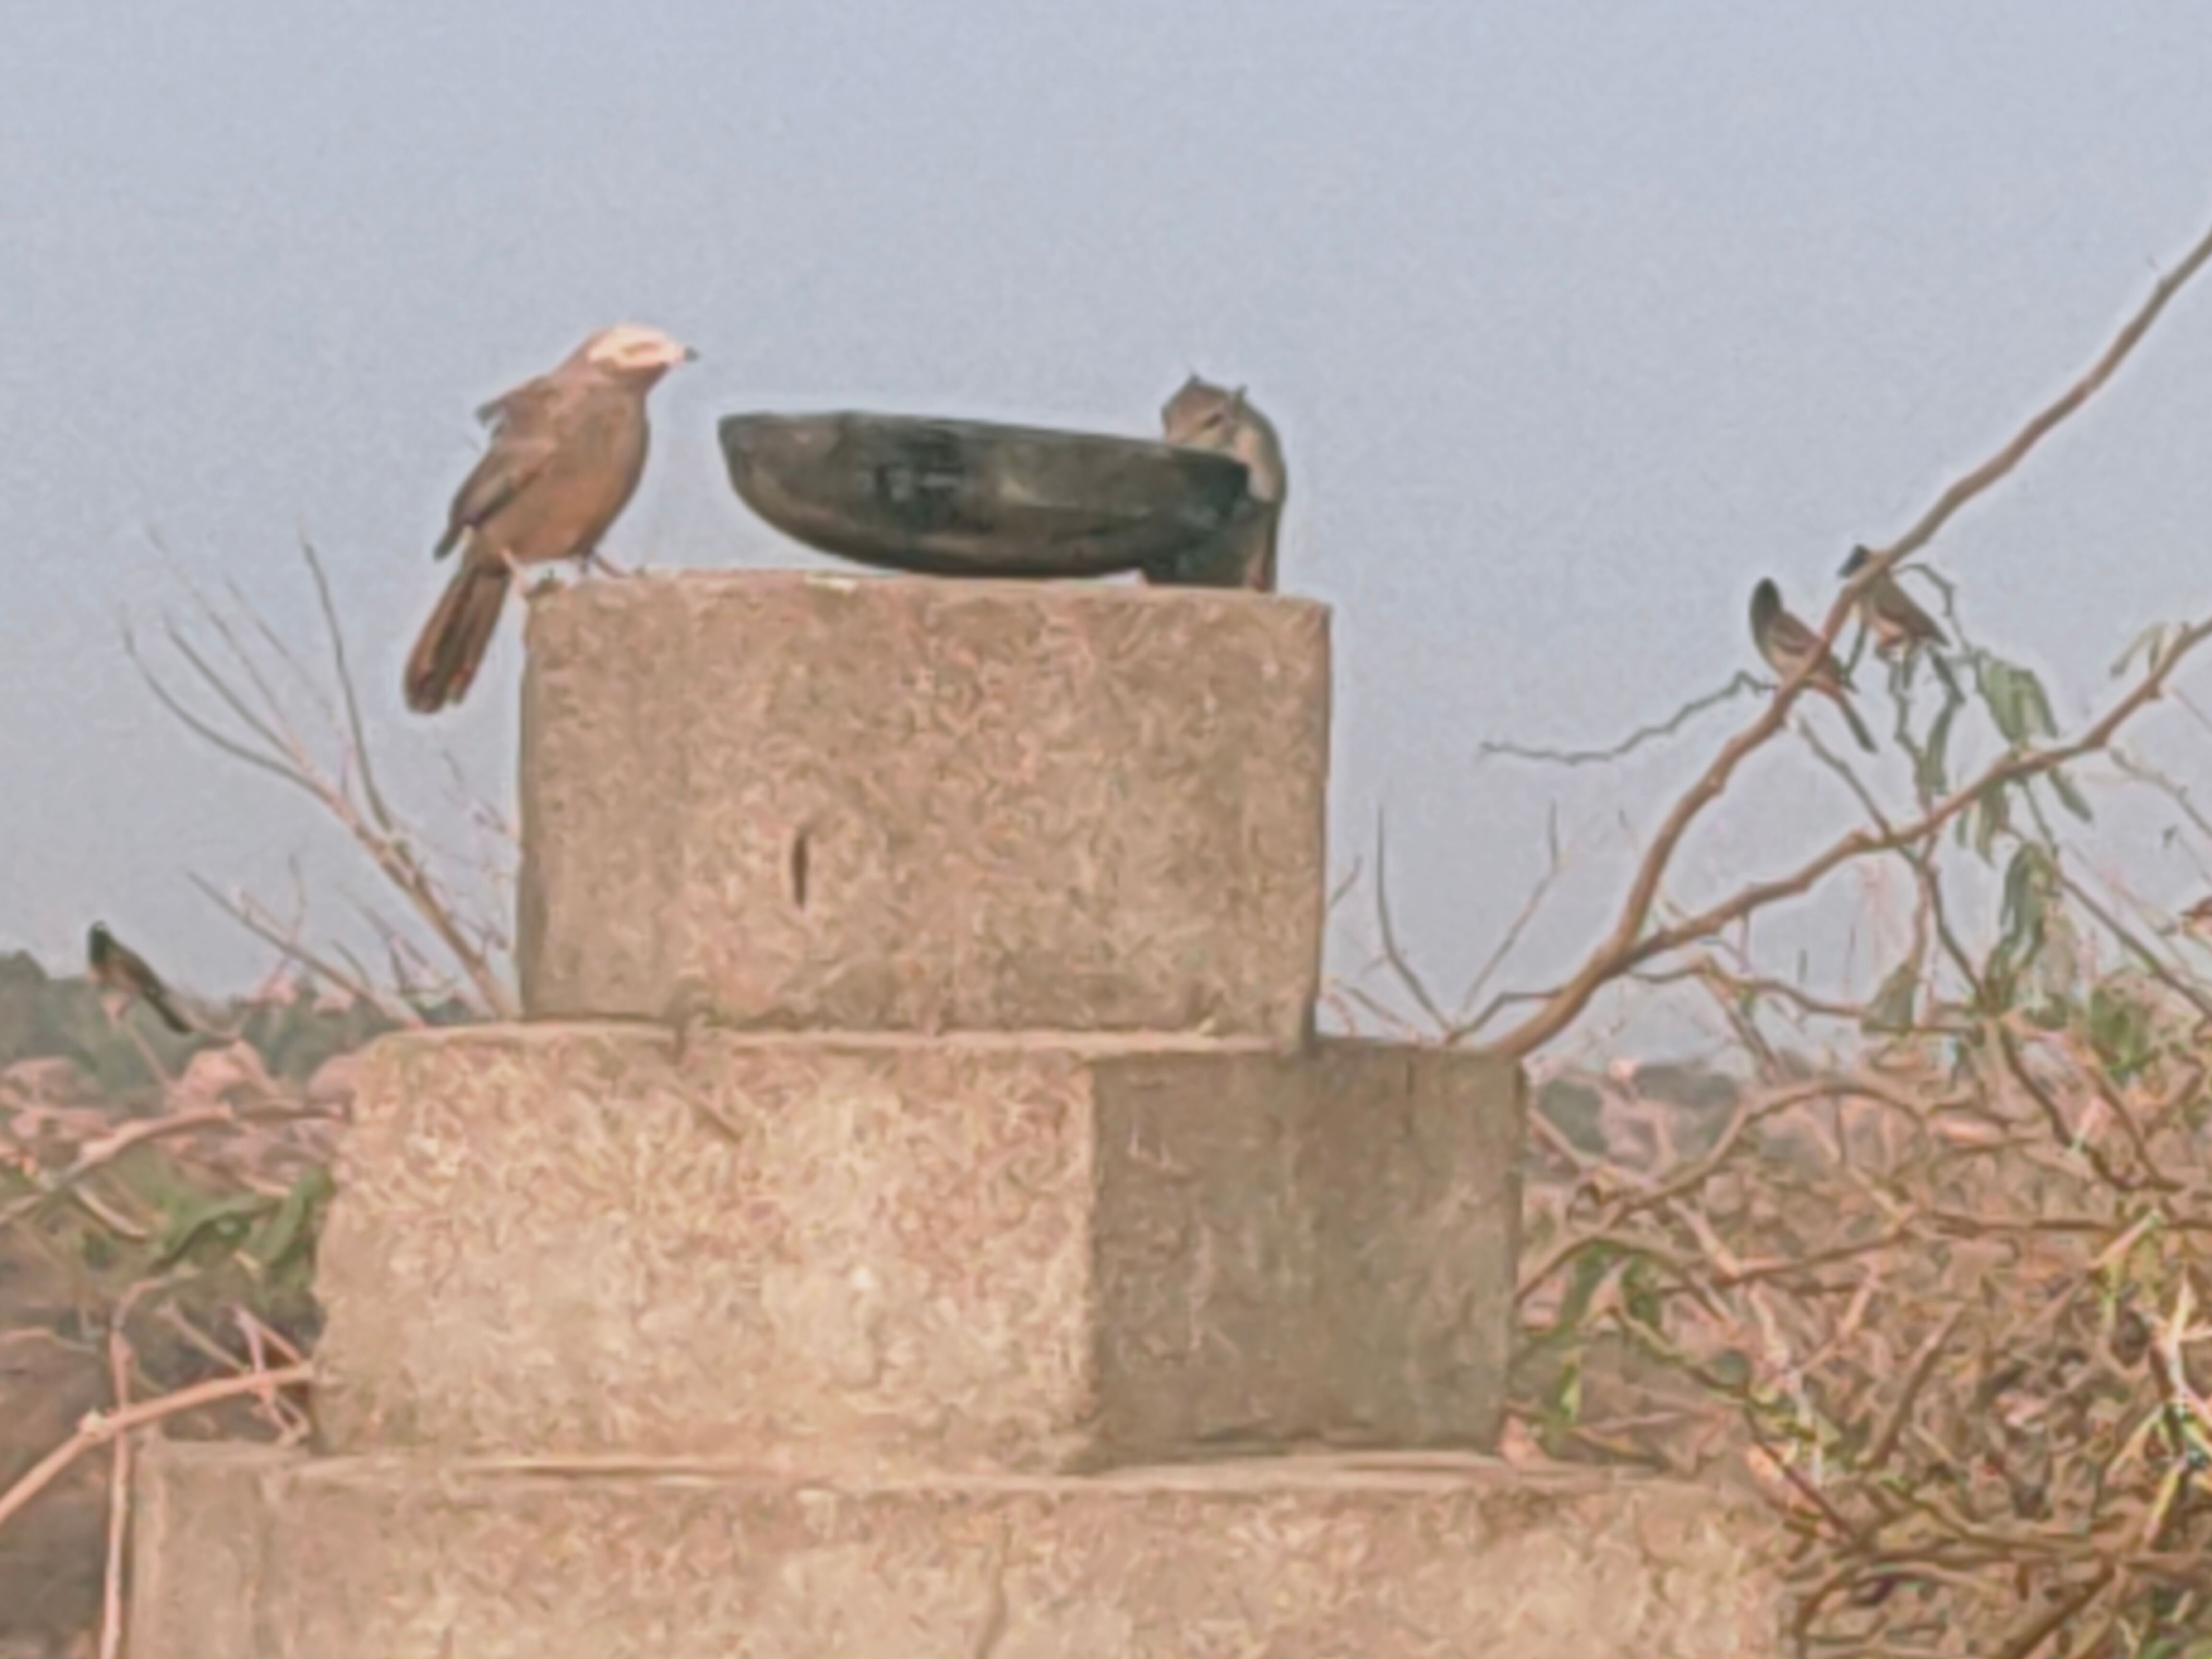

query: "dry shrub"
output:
1509 935 2212 1654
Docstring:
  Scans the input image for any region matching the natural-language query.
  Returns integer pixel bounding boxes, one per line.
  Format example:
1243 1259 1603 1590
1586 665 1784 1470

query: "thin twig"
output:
0 1364 315 1536
299 538 397 833
1452 805 1570 1032
1479 673 1764 767
188 876 417 1026
1370 808 1453 1034
97 1322 133 1659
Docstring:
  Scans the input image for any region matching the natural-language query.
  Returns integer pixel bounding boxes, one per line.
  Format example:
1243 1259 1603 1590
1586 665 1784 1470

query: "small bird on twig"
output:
1838 544 1948 658
1160 373 1287 592
1749 578 1877 754
403 323 697 714
87 923 195 1035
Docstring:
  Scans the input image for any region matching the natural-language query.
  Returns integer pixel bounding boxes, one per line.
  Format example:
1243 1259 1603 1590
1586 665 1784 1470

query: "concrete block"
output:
515 572 1331 1043
313 1025 1522 1471
130 1442 1785 1659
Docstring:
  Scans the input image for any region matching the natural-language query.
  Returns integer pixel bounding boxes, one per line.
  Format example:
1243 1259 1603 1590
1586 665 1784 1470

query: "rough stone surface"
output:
514 571 1331 1043
131 1442 1785 1659
313 1025 1522 1471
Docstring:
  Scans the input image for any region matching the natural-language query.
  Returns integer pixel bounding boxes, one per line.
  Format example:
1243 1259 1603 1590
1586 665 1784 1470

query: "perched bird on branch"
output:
87 923 194 1035
1838 544 1948 658
1160 374 1287 592
1749 578 1877 754
403 324 697 714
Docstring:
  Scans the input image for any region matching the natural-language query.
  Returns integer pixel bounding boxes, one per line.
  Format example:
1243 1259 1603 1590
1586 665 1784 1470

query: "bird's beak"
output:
681 346 701 363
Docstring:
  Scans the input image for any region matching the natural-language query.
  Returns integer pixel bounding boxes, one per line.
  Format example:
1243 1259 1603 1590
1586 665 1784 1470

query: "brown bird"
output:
87 923 194 1035
403 323 697 713
1838 544 1947 657
1160 374 1287 592
1749 577 1877 754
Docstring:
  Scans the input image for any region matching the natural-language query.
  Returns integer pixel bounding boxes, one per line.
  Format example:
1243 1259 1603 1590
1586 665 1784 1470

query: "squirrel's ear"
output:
1228 386 1249 418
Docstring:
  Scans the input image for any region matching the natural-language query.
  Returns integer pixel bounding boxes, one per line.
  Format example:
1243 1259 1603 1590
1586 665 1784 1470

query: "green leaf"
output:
1980 657 2057 746
1864 962 1919 1034
2112 622 2180 680
2019 669 2057 739
1622 1260 1664 1330
1972 781 2012 863
1551 1245 1616 1338
1915 695 1959 798
245 1166 335 1276
2046 766 2093 823
2087 986 2157 1083
1998 844 2051 941
154 1190 277 1269
1979 659 2028 745
1984 843 2055 1006
1706 1349 1755 1392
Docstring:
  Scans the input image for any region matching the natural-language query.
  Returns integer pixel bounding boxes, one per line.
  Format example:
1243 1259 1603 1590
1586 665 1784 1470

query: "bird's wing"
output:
436 377 576 557
475 368 576 429
1767 609 1826 661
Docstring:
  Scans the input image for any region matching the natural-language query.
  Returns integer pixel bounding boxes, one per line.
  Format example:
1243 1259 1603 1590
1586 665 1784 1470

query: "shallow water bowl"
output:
718 411 1255 587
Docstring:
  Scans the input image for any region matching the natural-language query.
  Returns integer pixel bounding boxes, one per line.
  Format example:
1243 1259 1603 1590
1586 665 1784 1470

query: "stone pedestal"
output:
129 572 1780 1655
517 573 1331 1043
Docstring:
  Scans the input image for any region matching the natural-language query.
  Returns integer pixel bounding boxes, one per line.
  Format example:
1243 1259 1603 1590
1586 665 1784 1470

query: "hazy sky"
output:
7 3 2212 1055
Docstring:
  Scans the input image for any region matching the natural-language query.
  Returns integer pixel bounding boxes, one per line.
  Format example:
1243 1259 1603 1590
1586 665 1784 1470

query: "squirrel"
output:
1159 374 1286 593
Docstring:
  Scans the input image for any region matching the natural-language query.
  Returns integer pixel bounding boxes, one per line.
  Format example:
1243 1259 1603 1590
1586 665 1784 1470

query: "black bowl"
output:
718 411 1256 586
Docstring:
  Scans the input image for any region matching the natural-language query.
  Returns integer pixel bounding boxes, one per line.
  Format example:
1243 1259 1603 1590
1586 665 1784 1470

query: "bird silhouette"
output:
1839 544 1948 657
1749 578 1877 754
87 923 194 1035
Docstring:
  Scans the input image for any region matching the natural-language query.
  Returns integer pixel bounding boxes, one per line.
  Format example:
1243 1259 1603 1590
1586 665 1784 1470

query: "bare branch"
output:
1451 807 1570 1033
299 537 398 832
1370 809 1453 1034
1479 673 1764 768
123 623 310 794
188 876 421 1026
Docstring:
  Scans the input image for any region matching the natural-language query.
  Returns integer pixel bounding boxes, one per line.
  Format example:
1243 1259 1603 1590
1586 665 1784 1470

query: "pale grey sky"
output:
7 3 2212 1052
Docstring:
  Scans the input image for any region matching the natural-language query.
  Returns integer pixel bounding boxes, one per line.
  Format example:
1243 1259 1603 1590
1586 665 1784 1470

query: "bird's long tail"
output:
404 553 513 714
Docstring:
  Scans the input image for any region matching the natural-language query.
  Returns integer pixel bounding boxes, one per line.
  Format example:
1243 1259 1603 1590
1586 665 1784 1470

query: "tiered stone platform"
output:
130 573 1779 1656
